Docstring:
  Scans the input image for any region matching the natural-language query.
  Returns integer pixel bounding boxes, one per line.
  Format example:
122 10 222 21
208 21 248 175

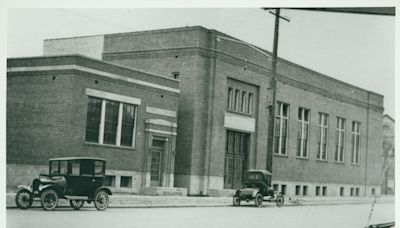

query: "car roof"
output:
246 169 272 176
49 157 106 162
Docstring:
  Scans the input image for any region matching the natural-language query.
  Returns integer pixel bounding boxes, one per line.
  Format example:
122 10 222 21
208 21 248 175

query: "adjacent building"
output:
7 55 181 194
381 114 395 195
7 26 384 197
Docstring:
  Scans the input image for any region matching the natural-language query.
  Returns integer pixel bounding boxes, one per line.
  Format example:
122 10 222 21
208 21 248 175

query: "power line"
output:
57 9 135 32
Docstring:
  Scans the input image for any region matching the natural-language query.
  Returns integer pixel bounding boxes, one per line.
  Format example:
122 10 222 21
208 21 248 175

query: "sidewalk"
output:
6 193 394 209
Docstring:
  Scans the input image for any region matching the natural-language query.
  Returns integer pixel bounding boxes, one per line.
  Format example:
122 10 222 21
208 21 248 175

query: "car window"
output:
50 161 59 174
71 161 80 175
80 160 94 176
94 161 105 176
59 161 68 175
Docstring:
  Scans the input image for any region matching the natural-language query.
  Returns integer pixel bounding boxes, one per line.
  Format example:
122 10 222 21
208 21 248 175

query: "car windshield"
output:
246 172 264 182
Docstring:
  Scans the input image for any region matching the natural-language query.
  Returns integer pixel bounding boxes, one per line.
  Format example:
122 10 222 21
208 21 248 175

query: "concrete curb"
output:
7 193 394 209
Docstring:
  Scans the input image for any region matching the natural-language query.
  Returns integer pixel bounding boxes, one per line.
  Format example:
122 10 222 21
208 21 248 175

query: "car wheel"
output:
15 189 33 209
254 193 263 207
41 189 58 211
94 190 109 211
276 194 284 207
233 196 241 206
70 200 84 210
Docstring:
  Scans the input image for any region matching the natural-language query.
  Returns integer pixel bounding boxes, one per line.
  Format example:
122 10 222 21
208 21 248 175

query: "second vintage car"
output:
232 169 284 207
15 157 112 211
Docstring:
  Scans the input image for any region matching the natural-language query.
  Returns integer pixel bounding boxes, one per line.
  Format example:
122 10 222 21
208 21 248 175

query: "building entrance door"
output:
150 138 165 187
224 130 249 189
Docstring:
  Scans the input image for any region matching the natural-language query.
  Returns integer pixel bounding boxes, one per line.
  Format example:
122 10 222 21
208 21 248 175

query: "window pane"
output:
94 161 105 175
282 104 288 117
103 100 119 145
50 161 59 175
121 104 136 146
85 97 102 142
80 160 94 176
59 161 68 175
241 91 247 112
247 93 253 113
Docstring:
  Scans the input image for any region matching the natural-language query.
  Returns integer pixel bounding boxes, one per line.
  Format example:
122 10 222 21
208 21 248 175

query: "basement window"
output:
104 175 115 187
120 176 132 188
172 72 180 80
295 185 301 196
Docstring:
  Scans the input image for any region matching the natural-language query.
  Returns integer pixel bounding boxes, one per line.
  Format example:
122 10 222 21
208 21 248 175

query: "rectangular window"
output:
281 185 287 195
355 188 360 196
85 97 102 142
234 89 240 111
241 91 247 112
85 96 137 147
103 100 120 145
335 117 346 162
303 186 308 196
315 186 320 196
297 108 310 158
172 72 180 80
317 113 328 160
120 176 132 188
350 187 354 196
227 87 233 110
274 102 289 155
372 188 375 195
247 93 253 113
295 185 301 196
340 187 344 196
322 186 327 196
351 122 361 164
273 184 279 192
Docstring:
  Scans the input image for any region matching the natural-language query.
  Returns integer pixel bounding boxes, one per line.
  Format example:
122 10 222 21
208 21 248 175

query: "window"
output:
71 161 80 175
372 188 376 195
295 185 301 196
120 176 132 188
322 186 327 196
281 185 287 195
317 113 328 160
303 186 308 196
274 102 289 155
80 160 94 176
94 161 105 176
297 108 310 158
355 188 360 196
227 88 234 109
226 87 254 114
248 93 253 113
350 187 354 196
59 161 68 175
104 175 115 187
340 187 344 196
172 72 180 80
241 91 247 112
85 96 137 147
234 89 240 111
335 117 346 162
315 186 320 196
351 122 361 164
273 184 279 192
50 161 59 175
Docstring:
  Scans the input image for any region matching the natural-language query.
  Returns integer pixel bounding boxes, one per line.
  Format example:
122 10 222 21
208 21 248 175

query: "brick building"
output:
381 114 395 195
8 26 384 197
7 55 181 194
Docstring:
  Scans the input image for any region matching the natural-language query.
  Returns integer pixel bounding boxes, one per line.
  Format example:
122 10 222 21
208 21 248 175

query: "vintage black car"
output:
15 157 112 211
233 169 284 207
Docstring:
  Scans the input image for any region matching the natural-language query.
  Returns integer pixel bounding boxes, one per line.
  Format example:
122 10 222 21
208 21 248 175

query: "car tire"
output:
70 200 84 210
41 189 58 211
254 193 263 207
276 194 284 207
233 196 241 206
15 189 33 210
94 190 109 211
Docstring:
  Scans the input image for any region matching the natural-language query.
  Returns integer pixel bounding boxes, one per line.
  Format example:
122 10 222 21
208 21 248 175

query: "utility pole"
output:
266 8 290 172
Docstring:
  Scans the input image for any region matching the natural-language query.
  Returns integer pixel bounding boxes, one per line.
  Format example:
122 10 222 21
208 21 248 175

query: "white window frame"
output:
297 107 310 158
317 113 328 160
351 121 361 164
274 102 289 155
335 117 346 162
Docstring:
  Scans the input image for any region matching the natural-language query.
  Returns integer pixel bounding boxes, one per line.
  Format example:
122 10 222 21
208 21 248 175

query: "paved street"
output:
7 203 394 228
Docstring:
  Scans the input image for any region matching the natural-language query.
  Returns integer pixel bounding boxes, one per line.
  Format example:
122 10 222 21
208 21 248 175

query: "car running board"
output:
65 196 89 200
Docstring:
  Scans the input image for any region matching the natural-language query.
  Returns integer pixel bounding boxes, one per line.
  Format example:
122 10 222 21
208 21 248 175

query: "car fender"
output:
95 186 112 196
17 185 33 193
38 184 54 192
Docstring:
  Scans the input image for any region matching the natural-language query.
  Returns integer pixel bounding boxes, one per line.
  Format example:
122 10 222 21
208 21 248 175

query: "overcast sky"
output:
6 8 395 117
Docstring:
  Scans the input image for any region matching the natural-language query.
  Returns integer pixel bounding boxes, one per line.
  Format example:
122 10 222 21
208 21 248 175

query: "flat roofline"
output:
7 54 180 84
44 34 104 42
